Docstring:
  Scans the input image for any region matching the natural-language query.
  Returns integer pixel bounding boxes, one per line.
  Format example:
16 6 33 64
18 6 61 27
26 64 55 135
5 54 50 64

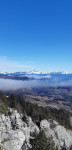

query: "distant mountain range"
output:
0 71 72 82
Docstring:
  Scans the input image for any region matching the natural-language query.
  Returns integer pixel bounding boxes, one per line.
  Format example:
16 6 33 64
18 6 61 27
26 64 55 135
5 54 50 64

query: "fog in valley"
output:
0 78 72 91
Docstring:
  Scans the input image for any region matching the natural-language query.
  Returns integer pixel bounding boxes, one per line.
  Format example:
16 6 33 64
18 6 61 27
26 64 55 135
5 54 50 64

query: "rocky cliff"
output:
0 108 72 150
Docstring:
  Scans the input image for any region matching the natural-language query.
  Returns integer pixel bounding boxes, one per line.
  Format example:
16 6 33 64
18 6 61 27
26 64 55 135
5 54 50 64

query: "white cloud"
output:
0 56 34 72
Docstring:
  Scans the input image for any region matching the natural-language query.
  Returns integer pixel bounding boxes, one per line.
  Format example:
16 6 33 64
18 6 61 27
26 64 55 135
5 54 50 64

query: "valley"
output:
0 72 72 111
4 87 72 112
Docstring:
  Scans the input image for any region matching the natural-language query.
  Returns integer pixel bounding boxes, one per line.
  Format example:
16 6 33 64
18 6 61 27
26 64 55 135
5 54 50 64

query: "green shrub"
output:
2 103 8 116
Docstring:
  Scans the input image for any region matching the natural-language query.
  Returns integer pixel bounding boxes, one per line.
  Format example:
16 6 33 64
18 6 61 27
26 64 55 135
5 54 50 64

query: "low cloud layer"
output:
0 79 72 91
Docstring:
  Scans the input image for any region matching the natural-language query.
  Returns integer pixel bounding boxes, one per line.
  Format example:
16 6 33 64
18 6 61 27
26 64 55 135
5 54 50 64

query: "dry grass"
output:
1 138 8 144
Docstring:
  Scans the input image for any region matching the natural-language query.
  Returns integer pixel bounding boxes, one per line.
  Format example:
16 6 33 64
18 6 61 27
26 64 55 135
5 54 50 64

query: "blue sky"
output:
0 0 72 72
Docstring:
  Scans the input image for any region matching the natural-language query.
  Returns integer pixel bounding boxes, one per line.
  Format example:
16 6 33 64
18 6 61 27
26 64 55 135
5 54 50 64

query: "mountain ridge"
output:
0 71 72 82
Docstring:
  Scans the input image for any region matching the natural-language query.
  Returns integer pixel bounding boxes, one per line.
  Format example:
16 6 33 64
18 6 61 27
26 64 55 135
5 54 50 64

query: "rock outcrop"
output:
0 108 39 150
0 109 72 150
40 119 72 149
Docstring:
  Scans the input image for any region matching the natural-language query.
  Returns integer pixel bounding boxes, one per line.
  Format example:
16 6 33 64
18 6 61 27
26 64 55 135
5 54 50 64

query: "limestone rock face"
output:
40 119 72 149
0 108 39 150
0 109 72 150
1 130 25 150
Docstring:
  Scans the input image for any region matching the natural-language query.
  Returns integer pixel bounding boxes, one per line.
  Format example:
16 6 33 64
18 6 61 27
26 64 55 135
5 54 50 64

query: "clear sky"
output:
0 0 72 72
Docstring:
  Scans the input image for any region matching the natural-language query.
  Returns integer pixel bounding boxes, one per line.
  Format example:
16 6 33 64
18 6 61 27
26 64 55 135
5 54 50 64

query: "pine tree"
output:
46 136 56 150
70 145 72 150
30 130 56 150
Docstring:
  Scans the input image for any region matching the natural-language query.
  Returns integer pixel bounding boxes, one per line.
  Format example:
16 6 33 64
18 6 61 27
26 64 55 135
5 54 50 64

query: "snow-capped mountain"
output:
0 71 72 83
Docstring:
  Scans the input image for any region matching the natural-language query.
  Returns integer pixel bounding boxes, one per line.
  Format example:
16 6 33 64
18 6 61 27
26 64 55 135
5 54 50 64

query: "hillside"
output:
0 92 72 150
4 87 72 112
